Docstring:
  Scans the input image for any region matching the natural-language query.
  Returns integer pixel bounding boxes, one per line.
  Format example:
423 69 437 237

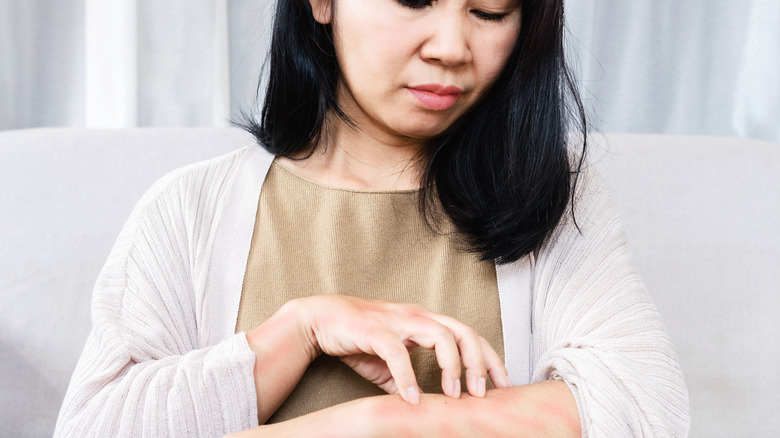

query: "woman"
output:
56 0 690 436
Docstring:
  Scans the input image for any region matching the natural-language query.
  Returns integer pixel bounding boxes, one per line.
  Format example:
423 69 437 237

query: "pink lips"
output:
407 84 463 111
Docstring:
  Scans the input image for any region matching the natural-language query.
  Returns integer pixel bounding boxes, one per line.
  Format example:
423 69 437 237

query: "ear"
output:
308 0 333 24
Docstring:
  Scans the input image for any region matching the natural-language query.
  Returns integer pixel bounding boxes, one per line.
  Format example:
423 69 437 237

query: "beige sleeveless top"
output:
235 160 503 422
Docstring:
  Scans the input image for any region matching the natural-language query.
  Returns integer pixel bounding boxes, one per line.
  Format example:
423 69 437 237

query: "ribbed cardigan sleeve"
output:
55 150 259 437
529 167 690 437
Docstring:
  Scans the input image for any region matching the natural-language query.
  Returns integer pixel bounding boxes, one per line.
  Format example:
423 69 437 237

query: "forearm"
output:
364 380 580 438
229 380 580 438
57 332 258 437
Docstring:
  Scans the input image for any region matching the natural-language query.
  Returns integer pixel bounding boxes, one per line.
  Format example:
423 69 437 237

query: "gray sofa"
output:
1 128 778 437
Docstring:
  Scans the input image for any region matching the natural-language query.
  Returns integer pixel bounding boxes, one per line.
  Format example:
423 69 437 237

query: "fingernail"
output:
407 386 420 405
478 377 486 397
506 375 514 387
453 378 461 398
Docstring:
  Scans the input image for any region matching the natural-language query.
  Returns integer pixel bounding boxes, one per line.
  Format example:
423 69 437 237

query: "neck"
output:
280 118 428 192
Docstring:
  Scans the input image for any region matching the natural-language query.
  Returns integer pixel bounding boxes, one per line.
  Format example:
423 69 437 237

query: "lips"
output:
407 84 463 111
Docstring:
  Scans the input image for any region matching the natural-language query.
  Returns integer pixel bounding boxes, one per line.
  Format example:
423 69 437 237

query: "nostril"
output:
420 40 472 66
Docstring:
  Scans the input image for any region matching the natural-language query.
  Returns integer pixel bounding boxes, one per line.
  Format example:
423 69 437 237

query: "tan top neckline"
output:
272 159 422 195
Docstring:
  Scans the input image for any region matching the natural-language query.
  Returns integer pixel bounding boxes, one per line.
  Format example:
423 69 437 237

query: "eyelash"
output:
395 0 508 22
396 0 432 8
471 10 507 22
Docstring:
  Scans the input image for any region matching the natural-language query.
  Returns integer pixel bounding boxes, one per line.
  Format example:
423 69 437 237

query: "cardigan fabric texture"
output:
54 145 690 437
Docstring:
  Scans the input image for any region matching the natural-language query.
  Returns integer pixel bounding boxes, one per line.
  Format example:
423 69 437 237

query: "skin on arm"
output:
227 380 580 438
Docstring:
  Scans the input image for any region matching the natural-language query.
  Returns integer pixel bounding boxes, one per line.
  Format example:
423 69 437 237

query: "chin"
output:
398 117 457 139
398 127 447 141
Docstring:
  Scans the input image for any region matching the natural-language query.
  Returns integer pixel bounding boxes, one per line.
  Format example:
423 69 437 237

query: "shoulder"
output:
530 157 635 301
138 146 249 205
128 144 273 222
92 144 273 325
548 154 619 246
102 144 272 279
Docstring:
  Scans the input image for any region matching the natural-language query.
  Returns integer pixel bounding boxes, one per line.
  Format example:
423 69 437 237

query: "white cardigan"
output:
55 145 690 437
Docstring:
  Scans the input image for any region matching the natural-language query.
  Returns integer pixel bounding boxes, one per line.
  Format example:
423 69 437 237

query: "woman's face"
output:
311 0 522 144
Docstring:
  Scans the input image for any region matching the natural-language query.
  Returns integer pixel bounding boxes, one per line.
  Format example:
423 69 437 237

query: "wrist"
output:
244 298 319 362
244 298 322 423
278 297 321 361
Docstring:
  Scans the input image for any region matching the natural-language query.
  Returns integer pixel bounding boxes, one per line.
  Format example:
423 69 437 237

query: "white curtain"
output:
83 0 273 127
564 0 780 141
1 0 778 141
0 0 273 130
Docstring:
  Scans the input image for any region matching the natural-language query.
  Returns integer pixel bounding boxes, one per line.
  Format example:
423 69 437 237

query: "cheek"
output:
473 28 520 85
333 9 415 86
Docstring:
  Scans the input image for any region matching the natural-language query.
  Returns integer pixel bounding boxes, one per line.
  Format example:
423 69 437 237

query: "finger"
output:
369 331 421 405
403 318 462 399
425 314 488 397
340 354 396 392
480 337 512 388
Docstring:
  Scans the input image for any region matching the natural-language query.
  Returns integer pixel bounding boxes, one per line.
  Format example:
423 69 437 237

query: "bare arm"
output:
227 380 580 438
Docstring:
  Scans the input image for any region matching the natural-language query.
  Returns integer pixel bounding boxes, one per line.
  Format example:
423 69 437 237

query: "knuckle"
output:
479 337 496 354
462 347 487 369
467 357 487 370
461 324 478 338
432 324 454 341
401 303 424 316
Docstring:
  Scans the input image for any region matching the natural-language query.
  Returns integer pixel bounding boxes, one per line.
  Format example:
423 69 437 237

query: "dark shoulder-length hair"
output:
240 0 588 265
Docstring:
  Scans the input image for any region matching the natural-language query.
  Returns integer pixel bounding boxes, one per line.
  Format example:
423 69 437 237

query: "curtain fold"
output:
563 0 779 142
732 1 780 140
0 0 777 141
85 0 138 127
1 0 86 129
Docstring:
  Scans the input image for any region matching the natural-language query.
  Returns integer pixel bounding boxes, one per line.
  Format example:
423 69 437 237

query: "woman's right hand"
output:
292 295 510 404
245 295 509 422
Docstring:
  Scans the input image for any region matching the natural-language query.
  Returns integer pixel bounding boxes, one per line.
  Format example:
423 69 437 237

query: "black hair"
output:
239 0 588 265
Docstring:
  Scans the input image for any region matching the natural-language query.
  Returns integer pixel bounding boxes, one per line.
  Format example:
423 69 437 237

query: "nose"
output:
419 13 472 67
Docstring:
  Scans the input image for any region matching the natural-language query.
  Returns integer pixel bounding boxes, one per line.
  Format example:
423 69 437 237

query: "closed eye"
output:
471 10 507 22
396 0 508 22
